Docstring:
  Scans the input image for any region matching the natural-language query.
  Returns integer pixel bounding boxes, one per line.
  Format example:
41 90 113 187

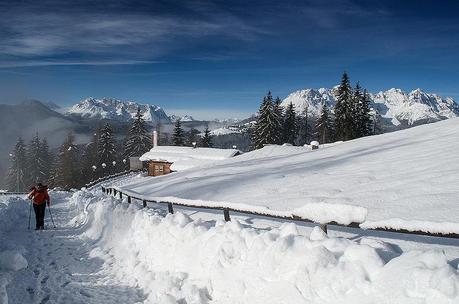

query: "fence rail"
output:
101 186 459 239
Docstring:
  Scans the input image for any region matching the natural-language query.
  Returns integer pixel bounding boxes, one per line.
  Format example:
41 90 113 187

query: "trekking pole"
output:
47 203 56 228
28 199 32 230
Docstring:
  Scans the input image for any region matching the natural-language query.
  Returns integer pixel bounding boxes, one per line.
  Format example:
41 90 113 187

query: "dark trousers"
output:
33 203 46 229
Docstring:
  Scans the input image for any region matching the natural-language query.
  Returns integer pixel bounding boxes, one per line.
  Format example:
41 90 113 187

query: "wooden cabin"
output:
147 160 172 176
140 146 241 177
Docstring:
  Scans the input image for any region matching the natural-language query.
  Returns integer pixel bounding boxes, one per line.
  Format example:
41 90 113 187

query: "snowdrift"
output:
79 190 459 304
0 197 29 304
119 118 459 234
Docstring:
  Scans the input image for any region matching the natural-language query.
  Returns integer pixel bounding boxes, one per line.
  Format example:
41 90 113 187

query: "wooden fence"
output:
101 186 459 239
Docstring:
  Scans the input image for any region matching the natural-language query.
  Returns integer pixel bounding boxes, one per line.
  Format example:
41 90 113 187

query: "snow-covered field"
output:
1 119 459 303
117 118 459 235
1 189 458 304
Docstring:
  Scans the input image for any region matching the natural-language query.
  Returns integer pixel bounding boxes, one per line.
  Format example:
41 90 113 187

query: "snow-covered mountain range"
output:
281 87 459 129
66 97 171 124
169 114 195 122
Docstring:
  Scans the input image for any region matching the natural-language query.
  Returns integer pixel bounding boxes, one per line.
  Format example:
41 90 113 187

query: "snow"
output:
281 87 459 128
120 118 459 235
139 146 241 171
1 181 459 303
0 251 28 271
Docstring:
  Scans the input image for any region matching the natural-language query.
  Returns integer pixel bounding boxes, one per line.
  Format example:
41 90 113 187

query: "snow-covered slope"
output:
282 87 459 128
66 97 171 123
119 118 459 234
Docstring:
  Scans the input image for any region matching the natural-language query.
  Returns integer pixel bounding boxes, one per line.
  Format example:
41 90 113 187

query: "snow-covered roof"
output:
139 146 241 171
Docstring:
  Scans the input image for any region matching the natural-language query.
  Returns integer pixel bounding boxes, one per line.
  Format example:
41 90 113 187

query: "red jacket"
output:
28 187 50 205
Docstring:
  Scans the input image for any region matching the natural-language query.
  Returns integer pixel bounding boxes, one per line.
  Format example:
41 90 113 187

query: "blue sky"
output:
0 0 458 119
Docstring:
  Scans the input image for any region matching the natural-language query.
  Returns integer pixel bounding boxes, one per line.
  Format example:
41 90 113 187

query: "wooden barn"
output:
139 146 241 177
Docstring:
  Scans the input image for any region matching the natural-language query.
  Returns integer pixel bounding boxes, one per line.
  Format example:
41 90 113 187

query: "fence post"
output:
113 189 117 196
143 200 147 208
319 224 328 235
101 187 105 193
127 196 131 204
224 208 231 222
167 203 174 214
119 192 122 199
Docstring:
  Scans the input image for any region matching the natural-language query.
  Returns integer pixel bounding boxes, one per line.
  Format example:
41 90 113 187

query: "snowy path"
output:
4 194 145 304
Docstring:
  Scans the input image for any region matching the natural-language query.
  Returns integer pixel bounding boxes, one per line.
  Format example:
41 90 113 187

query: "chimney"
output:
153 131 158 148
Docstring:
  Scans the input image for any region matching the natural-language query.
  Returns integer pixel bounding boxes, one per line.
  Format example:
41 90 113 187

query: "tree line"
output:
5 108 152 191
251 72 373 149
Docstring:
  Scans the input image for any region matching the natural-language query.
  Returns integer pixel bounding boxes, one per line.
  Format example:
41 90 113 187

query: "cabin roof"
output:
139 146 241 171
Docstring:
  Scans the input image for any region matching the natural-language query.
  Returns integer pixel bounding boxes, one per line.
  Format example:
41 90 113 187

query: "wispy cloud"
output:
0 1 265 67
0 60 161 68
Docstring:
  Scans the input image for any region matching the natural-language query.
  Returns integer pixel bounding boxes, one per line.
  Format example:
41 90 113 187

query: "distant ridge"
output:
281 87 459 130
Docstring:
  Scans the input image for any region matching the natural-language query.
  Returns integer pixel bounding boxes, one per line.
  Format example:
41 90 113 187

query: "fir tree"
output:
296 107 309 145
6 138 27 191
39 138 53 185
124 107 152 158
98 123 117 176
25 133 48 186
315 102 334 144
54 133 80 189
282 102 298 145
335 72 354 141
173 119 185 146
273 97 284 144
356 89 372 138
186 128 200 147
252 92 277 149
201 127 213 147
80 131 99 184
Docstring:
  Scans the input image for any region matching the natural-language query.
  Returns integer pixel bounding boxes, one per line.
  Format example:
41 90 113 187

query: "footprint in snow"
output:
39 295 50 304
61 281 71 288
41 276 49 284
33 269 40 277
26 287 34 295
79 290 93 298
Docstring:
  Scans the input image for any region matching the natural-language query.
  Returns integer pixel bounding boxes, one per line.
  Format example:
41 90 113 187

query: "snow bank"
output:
0 197 30 304
80 191 459 304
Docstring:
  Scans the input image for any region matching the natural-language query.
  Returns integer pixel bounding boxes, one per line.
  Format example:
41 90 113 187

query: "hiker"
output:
28 183 50 230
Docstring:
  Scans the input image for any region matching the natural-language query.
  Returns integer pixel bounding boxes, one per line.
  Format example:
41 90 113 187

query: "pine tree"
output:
296 107 309 145
25 133 48 185
356 89 372 138
124 107 152 158
252 92 277 149
186 128 200 147
315 102 334 144
54 133 80 189
282 102 298 145
6 138 27 191
173 119 185 146
80 130 99 184
273 97 284 144
39 138 53 185
98 123 116 176
201 127 213 147
335 72 354 141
